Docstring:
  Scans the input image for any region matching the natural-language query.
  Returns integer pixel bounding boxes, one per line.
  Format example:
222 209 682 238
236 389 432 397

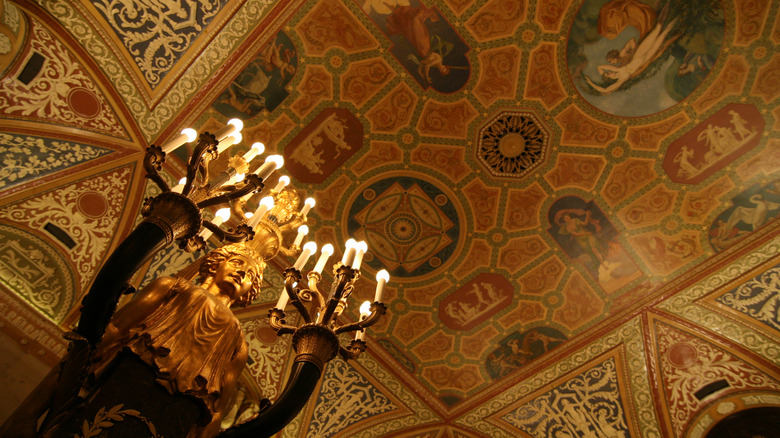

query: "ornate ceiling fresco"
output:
0 0 779 437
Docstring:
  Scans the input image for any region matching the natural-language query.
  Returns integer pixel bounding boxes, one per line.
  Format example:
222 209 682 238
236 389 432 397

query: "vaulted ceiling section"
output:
1 0 779 437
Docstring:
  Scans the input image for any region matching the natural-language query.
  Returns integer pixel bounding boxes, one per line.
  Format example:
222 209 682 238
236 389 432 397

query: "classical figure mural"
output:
568 0 725 116
284 108 362 183
664 103 764 184
360 0 470 93
548 196 641 293
710 181 780 252
486 327 567 379
213 31 297 119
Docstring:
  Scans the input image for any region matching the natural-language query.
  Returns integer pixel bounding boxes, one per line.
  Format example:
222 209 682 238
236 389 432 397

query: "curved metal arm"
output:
319 266 356 325
143 145 169 192
182 133 218 197
268 308 296 335
283 268 313 324
217 360 322 438
334 302 387 335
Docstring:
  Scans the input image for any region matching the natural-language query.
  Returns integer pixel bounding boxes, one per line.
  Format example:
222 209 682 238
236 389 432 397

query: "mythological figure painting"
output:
213 31 297 119
486 327 567 379
283 108 363 184
360 0 470 93
710 181 780 252
567 0 724 116
664 104 764 185
548 196 641 293
439 273 513 331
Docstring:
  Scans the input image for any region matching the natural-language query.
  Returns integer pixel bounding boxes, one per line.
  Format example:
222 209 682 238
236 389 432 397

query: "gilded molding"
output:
37 0 276 141
657 236 780 366
456 318 662 438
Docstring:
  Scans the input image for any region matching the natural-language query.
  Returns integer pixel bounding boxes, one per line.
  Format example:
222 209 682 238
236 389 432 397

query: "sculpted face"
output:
213 254 259 301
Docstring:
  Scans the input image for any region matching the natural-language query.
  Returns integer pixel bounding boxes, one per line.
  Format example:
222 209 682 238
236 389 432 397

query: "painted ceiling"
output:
0 0 779 437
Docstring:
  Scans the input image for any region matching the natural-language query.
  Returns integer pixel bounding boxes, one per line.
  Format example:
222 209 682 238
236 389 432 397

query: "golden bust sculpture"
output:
2 243 264 438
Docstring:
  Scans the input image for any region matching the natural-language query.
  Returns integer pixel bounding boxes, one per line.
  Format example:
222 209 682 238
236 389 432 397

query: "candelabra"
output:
270 239 389 365
76 119 387 438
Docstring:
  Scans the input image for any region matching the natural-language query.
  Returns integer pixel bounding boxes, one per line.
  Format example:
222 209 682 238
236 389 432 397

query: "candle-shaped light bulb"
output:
359 300 372 318
273 175 290 192
255 155 284 180
242 142 265 162
217 133 242 154
199 208 231 240
275 288 289 310
300 197 316 217
353 241 368 270
214 207 231 224
214 118 243 141
341 238 358 266
226 173 245 185
293 241 317 271
375 269 389 303
171 177 188 193
248 196 274 228
161 128 197 154
356 300 371 341
313 243 334 274
293 225 309 247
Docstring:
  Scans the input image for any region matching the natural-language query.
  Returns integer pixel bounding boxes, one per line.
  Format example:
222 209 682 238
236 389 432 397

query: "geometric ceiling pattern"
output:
1 0 779 436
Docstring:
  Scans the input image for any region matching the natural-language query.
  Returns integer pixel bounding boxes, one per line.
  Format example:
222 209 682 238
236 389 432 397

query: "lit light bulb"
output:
374 269 389 303
242 142 265 162
217 133 242 154
359 300 372 318
248 196 274 228
341 238 358 266
171 177 188 193
313 243 334 274
273 175 290 192
293 241 317 271
256 155 284 180
353 241 368 270
300 197 316 217
214 118 243 141
161 128 197 154
293 225 309 247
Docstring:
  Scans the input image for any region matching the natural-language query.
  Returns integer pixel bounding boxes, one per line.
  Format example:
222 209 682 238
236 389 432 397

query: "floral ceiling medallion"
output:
476 109 550 179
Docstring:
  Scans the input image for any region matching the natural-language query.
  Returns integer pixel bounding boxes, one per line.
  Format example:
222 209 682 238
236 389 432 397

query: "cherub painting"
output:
213 31 297 119
567 0 724 117
360 0 470 93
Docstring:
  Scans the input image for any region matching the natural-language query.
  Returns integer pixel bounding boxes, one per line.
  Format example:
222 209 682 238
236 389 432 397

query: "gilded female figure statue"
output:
2 243 264 438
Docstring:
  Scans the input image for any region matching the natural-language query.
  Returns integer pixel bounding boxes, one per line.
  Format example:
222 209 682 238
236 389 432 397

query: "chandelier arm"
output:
333 302 387 335
276 214 306 235
276 246 299 258
339 339 367 361
217 360 323 438
318 268 353 326
182 133 218 196
306 273 327 317
143 145 170 192
284 269 313 324
196 175 264 210
195 194 231 210
223 174 264 201
268 309 296 335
